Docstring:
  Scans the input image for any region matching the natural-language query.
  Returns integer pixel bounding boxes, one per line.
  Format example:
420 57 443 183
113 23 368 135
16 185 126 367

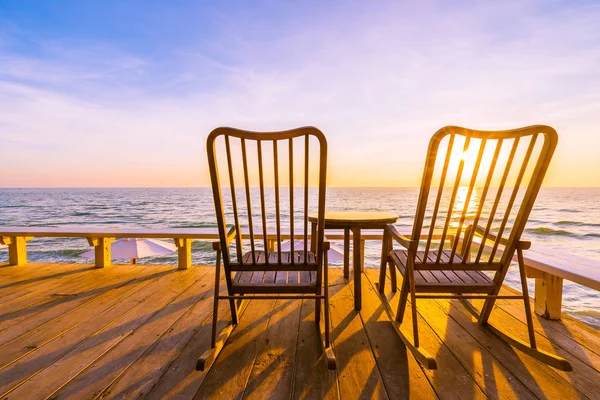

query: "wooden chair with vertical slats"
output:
197 126 336 371
378 125 572 371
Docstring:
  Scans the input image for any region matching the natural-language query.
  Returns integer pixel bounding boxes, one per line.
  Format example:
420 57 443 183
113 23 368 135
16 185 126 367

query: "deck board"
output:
0 263 598 399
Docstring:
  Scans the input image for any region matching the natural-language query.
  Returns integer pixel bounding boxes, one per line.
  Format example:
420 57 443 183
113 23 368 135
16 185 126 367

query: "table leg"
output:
360 239 365 271
353 227 362 310
343 228 350 279
310 222 317 253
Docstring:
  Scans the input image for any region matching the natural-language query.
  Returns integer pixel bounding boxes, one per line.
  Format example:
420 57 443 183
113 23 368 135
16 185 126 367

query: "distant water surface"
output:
0 187 598 328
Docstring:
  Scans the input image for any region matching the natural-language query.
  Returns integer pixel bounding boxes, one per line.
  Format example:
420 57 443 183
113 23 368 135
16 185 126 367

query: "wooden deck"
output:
0 263 598 399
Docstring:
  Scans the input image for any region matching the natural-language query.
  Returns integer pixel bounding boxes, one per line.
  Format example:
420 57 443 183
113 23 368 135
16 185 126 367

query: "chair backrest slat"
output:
241 138 256 264
225 136 243 261
273 140 282 264
412 126 557 277
257 140 269 261
304 134 309 255
289 138 295 264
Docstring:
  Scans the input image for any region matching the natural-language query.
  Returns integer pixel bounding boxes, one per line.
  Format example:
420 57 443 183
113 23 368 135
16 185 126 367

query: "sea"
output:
1 187 599 329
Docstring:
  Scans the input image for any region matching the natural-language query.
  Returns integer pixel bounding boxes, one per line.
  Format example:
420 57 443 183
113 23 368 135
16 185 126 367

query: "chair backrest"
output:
207 126 328 271
411 125 557 271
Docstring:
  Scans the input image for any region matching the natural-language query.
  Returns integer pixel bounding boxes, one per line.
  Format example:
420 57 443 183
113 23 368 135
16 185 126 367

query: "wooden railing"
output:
0 226 382 270
1 226 598 321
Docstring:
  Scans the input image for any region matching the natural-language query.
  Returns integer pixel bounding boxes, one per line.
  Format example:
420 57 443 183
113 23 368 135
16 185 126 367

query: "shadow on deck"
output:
0 262 598 399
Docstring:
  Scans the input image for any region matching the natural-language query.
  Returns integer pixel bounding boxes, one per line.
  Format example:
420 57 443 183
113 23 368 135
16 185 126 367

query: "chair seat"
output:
232 250 318 294
390 250 496 293
240 250 316 265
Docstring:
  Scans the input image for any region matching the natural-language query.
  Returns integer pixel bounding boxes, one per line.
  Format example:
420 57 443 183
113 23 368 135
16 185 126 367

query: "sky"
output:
0 0 599 188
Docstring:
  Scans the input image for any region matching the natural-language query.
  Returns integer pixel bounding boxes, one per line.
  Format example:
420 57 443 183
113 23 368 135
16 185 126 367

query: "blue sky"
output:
1 0 599 187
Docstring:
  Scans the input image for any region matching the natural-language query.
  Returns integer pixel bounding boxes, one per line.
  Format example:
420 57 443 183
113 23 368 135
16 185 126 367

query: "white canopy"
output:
80 237 177 260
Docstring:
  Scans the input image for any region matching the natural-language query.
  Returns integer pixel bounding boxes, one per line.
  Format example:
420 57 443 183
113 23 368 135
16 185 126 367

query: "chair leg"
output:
378 229 390 294
389 257 397 292
375 273 437 370
229 298 238 325
318 248 336 369
197 251 244 372
407 261 420 349
517 247 537 349
396 275 409 323
315 298 321 323
210 252 221 348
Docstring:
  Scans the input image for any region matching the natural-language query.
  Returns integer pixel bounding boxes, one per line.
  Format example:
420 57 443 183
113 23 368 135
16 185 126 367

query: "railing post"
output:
534 272 563 320
1 236 28 266
87 237 112 268
174 238 192 270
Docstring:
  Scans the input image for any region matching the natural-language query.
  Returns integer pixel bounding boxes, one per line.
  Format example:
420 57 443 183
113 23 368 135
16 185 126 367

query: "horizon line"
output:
1 186 599 190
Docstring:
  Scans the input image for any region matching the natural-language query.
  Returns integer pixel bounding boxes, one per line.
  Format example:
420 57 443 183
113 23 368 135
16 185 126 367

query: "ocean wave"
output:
525 227 575 237
556 220 600 228
173 223 218 228
72 212 93 217
557 208 580 213
583 233 600 238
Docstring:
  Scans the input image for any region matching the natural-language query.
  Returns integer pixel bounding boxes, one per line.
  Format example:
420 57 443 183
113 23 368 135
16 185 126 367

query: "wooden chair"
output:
378 125 572 371
197 126 336 371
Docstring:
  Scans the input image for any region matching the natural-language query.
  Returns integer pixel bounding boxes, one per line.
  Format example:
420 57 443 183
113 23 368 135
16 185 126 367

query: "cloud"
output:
1 0 599 187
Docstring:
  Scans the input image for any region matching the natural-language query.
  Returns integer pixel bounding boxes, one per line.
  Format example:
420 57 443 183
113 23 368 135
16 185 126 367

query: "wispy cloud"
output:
0 0 599 187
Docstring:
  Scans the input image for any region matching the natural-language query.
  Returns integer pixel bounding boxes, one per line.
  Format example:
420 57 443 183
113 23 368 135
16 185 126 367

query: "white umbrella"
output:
80 238 177 264
278 239 346 262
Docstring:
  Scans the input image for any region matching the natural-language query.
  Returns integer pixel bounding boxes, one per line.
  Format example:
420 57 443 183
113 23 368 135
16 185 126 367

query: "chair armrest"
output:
386 224 417 251
212 226 238 251
322 238 331 251
469 224 530 250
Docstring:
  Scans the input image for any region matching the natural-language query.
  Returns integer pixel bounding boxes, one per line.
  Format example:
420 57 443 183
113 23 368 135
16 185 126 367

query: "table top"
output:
308 211 398 225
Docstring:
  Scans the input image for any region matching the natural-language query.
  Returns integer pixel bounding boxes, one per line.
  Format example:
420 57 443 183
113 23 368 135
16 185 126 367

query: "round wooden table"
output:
308 211 399 310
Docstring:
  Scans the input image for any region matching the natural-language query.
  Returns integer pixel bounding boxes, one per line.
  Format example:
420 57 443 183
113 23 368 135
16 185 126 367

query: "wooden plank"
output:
432 297 584 399
0 262 69 286
50 268 214 399
0 263 141 311
0 265 168 368
0 227 222 239
292 298 340 400
193 298 277 399
242 297 303 399
287 270 299 285
402 296 539 398
469 297 600 399
364 270 488 400
496 285 600 371
327 269 389 399
359 271 438 399
0 263 147 334
250 270 265 285
0 267 198 398
0 263 100 301
0 264 150 340
0 264 95 304
143 283 233 400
